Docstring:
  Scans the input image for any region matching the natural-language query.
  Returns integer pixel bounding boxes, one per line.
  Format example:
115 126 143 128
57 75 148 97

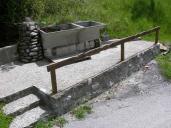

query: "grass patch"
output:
156 52 171 79
34 116 68 128
0 102 13 128
35 105 92 127
72 105 92 119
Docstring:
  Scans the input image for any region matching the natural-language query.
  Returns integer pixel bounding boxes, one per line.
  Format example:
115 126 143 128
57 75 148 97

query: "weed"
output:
156 52 171 79
52 117 68 127
34 116 68 128
72 105 92 119
0 102 13 128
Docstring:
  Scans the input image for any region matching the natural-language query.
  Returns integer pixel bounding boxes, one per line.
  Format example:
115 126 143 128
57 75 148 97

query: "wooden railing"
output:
47 26 160 94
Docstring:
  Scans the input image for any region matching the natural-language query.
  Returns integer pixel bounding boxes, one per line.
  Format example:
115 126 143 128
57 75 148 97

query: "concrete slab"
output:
3 94 39 116
0 41 154 99
9 106 46 128
0 44 18 65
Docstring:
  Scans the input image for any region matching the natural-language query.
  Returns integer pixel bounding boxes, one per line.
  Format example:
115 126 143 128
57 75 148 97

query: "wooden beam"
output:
155 29 159 44
50 70 57 94
121 43 125 61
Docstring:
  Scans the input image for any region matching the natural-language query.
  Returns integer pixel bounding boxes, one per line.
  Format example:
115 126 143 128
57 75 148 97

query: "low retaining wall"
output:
0 44 18 65
38 44 160 116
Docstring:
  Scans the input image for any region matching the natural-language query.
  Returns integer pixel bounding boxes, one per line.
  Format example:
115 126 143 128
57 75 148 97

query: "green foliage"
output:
44 0 83 15
1 0 171 43
35 0 171 41
34 116 68 128
131 0 165 23
0 0 45 23
0 102 13 128
0 0 85 23
1 0 171 42
156 52 171 79
72 105 92 119
52 117 68 127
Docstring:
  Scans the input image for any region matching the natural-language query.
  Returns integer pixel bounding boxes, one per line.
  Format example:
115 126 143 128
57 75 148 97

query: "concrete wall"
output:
44 41 95 57
38 44 160 116
0 44 18 65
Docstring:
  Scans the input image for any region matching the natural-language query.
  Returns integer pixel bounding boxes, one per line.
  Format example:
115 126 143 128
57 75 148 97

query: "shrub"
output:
0 0 45 23
131 0 165 23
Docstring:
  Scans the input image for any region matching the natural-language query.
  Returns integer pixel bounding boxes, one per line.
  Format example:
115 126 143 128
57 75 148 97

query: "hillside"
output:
1 0 171 42
38 0 171 43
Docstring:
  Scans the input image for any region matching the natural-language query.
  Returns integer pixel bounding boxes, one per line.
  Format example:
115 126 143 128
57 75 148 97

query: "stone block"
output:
30 47 39 52
85 41 91 50
76 43 85 52
28 26 36 31
0 44 18 65
44 49 53 57
89 41 95 48
29 52 38 56
30 32 38 36
68 44 76 53
56 46 69 57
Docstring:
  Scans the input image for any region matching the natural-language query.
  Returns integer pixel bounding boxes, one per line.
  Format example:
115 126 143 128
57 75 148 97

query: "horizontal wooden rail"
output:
47 26 160 94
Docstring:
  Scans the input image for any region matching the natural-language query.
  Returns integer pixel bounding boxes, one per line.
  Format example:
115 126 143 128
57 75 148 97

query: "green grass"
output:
35 0 171 43
35 105 92 127
156 52 171 79
0 102 13 128
34 117 68 128
71 105 92 119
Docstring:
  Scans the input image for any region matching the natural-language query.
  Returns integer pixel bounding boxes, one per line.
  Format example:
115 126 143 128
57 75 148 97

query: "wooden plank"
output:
50 70 57 94
47 26 160 72
44 56 55 63
121 43 125 61
155 29 159 44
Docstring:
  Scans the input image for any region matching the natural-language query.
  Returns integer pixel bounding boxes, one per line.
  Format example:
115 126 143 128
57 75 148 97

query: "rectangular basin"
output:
74 21 106 43
40 23 82 49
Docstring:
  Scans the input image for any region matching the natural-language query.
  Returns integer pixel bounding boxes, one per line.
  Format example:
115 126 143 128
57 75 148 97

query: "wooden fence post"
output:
50 69 57 94
121 43 125 61
155 29 159 44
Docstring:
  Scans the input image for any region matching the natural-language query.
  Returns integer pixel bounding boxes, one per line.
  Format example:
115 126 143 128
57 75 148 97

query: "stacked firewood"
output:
18 18 44 63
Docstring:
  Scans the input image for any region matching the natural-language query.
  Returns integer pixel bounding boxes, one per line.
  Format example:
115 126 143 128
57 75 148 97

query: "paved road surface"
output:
63 61 171 128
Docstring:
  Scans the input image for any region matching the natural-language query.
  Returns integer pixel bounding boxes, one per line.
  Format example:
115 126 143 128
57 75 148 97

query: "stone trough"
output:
74 21 105 43
40 21 105 57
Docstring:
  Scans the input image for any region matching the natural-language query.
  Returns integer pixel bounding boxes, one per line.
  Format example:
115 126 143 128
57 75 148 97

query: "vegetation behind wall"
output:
1 0 171 47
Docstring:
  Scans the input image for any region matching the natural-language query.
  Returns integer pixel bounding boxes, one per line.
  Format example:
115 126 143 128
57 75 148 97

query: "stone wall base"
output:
38 44 160 116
